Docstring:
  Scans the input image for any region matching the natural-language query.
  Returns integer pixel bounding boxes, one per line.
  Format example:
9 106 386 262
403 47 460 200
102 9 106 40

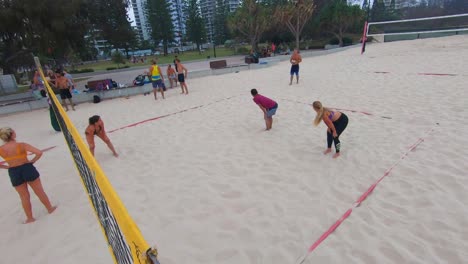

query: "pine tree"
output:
185 0 207 53
214 0 230 45
147 0 175 55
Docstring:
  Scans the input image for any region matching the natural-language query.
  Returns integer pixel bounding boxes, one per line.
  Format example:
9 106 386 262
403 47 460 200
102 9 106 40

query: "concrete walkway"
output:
73 55 247 88
0 45 358 115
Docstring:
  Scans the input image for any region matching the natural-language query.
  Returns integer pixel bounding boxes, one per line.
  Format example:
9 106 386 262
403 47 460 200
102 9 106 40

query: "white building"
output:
131 0 186 44
226 0 240 12
168 0 186 44
131 0 152 41
383 0 420 9
200 0 240 42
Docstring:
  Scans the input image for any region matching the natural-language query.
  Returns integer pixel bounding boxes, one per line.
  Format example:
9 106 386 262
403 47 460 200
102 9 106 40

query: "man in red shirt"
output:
251 89 278 130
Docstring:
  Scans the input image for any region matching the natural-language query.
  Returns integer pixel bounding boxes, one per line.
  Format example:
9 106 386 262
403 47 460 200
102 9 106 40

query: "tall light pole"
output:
211 18 217 58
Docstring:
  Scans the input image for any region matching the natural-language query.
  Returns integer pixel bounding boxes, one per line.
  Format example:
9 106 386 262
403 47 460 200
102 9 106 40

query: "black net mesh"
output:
368 14 468 35
49 90 133 264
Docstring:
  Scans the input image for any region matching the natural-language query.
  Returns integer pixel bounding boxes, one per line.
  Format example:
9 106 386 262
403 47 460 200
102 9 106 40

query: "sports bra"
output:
328 111 335 120
0 143 27 162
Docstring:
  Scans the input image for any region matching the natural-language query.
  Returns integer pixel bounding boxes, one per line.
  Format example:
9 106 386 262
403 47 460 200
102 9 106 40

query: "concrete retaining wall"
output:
0 75 18 94
1 46 355 116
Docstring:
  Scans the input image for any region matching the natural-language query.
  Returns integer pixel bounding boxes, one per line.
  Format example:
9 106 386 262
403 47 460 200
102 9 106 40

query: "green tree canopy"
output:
185 0 207 52
319 0 364 46
147 0 175 55
228 0 270 51
92 0 137 57
0 0 91 73
275 0 316 50
214 0 231 45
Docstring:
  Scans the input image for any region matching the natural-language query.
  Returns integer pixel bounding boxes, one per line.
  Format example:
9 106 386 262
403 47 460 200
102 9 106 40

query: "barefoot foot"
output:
333 153 340 159
323 149 332 155
113 153 119 157
24 218 36 224
48 206 58 214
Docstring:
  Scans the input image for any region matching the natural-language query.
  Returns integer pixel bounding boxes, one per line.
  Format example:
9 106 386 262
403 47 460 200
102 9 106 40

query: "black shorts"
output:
177 73 185 83
290 64 299 75
8 163 40 187
59 89 72 99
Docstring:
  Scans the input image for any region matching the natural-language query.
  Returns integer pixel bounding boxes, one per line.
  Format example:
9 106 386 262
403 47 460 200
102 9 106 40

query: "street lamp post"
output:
213 40 217 58
211 20 216 58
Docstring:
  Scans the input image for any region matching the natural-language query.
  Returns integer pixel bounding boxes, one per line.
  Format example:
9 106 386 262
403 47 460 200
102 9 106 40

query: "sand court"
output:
1 35 468 264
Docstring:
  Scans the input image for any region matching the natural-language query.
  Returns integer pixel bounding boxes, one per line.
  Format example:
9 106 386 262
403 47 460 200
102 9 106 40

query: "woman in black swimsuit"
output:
312 101 349 158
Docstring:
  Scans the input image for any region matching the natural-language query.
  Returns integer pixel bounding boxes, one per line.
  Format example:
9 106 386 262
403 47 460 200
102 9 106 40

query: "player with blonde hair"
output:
312 101 349 158
0 127 56 223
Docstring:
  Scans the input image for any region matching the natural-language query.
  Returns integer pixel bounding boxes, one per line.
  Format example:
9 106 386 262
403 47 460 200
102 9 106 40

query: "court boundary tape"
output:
373 71 460 76
107 95 239 133
279 98 392 119
295 126 437 264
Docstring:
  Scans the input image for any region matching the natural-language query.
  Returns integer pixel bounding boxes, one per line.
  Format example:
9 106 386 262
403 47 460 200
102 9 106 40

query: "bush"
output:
329 37 353 46
236 47 249 54
106 65 130 71
69 68 94 74
343 37 353 46
329 37 340 45
224 40 235 48
111 51 125 66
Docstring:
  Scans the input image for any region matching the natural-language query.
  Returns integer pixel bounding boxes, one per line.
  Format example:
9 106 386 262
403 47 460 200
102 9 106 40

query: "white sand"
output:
1 35 468 264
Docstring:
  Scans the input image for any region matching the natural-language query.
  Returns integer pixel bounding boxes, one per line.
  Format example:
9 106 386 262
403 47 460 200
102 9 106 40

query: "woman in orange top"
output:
85 115 118 157
0 127 56 224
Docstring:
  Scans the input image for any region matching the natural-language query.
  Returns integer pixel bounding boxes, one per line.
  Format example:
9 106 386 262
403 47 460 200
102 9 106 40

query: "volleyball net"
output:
33 57 158 264
362 13 468 53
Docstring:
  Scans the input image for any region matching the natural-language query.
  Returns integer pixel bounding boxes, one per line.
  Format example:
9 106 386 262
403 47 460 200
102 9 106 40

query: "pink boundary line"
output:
372 71 458 76
280 99 378 117
0 146 57 165
417 72 458 76
296 127 435 264
107 95 238 133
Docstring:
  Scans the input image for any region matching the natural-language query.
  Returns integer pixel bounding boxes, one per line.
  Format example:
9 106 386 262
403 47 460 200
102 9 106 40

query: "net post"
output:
361 21 368 54
32 55 155 264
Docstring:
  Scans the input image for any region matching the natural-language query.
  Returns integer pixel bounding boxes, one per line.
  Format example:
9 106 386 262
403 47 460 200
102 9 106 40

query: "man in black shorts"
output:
55 71 75 111
175 59 189 94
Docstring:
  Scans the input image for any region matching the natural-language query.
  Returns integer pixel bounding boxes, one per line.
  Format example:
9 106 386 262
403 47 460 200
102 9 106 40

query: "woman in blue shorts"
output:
0 127 56 223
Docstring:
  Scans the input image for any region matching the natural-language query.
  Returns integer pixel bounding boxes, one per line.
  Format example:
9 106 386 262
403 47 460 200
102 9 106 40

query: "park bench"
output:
209 60 227 69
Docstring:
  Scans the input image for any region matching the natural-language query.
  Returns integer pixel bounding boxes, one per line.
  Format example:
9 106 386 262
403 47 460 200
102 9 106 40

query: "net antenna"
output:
361 13 468 54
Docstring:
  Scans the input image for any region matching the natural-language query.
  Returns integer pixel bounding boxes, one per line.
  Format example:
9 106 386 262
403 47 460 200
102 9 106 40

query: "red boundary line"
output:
107 95 238 133
372 71 458 76
0 146 57 165
280 98 392 119
417 73 457 76
296 127 435 264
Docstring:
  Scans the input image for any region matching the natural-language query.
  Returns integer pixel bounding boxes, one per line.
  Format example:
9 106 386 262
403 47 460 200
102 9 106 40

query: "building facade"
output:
131 0 152 41
168 0 187 45
131 0 186 44
200 0 240 43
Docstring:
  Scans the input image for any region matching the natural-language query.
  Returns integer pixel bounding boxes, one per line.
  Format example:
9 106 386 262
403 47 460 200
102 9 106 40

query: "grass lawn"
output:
17 85 31 93
75 47 238 72
75 77 92 83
